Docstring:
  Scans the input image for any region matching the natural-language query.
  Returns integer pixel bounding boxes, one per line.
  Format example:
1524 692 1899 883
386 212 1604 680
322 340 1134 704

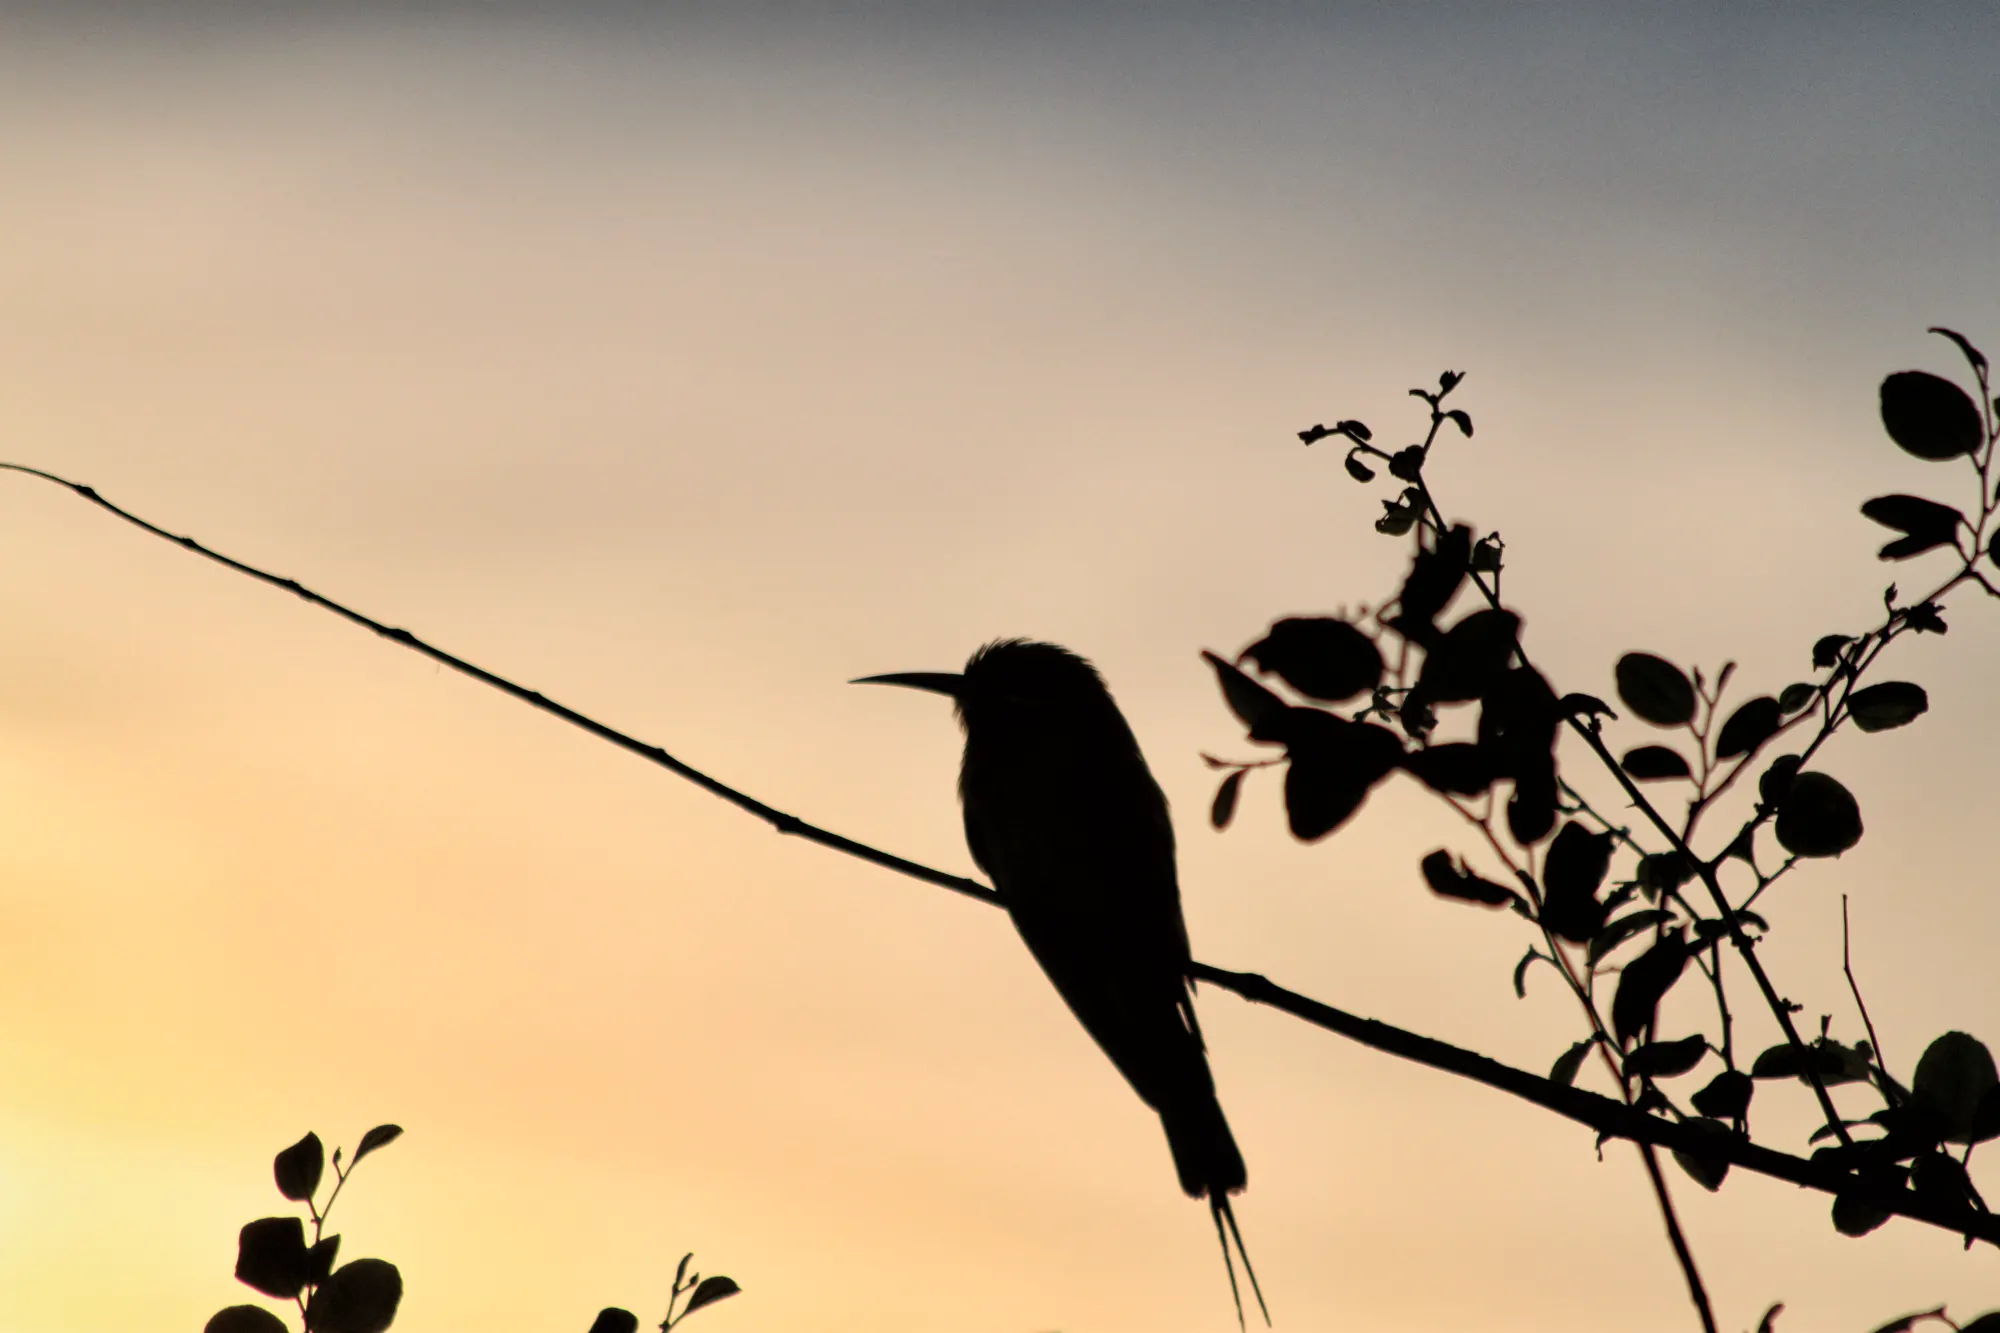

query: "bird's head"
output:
853 639 1127 737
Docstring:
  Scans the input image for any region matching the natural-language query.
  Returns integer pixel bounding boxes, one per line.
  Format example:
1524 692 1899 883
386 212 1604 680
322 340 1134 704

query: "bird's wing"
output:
963 771 1210 1113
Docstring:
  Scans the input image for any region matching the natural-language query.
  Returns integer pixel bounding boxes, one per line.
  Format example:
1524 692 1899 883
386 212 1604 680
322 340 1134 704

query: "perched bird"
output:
856 639 1265 1325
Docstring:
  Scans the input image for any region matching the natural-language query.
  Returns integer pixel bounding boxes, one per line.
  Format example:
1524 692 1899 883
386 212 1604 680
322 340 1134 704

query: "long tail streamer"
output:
1211 1196 1269 1329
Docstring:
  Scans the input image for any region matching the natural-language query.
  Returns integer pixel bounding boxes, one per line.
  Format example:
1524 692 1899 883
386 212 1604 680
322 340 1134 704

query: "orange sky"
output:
0 8 1996 1332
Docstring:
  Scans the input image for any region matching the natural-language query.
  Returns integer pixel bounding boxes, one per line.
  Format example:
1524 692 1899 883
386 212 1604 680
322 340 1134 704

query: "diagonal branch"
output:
5 462 1995 1252
0 463 999 911
1192 964 2000 1248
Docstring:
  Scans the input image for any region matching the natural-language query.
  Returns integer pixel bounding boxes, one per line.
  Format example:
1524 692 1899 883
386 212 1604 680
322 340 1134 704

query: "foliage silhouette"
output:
590 1249 742 1333
6 328 1999 1330
208 1125 405 1333
1204 327 2000 1331
204 1126 738 1333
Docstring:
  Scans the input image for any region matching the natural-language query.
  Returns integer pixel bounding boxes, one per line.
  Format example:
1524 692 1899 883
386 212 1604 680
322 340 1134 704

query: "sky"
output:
0 5 1997 1331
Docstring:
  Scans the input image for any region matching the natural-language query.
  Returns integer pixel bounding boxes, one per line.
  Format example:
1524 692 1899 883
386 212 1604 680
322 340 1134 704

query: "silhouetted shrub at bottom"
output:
203 1123 740 1333
207 1125 405 1333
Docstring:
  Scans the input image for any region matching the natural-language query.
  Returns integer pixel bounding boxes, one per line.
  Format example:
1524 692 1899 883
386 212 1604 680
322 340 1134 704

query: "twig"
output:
0 464 1002 913
1842 895 1896 1102
1635 1140 1717 1333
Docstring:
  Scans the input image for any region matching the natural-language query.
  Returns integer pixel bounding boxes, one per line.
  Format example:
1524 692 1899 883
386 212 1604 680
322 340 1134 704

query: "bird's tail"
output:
1162 1098 1267 1327
1161 1094 1245 1198
1210 1194 1269 1331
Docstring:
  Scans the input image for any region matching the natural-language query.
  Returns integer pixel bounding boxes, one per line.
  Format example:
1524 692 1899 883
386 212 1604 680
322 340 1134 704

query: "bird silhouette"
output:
856 639 1266 1326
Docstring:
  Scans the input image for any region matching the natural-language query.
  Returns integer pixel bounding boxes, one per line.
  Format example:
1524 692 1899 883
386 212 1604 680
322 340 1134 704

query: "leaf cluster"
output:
206 1125 405 1333
207 1127 741 1333
1209 330 2000 1318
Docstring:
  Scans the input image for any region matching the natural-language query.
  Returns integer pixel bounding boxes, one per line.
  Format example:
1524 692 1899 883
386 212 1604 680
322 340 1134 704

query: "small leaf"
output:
1376 500 1419 536
1242 617 1384 703
1912 1031 1999 1145
1413 608 1519 703
1343 453 1374 482
1670 1117 1732 1191
1284 757 1370 842
1610 930 1689 1046
1774 771 1863 857
1880 370 1982 461
1911 1148 1977 1212
236 1217 311 1300
1715 696 1781 759
1959 1315 2000 1333
1812 634 1853 670
1832 1190 1890 1237
1587 910 1673 967
1929 325 1990 375
311 1258 403 1333
1973 1085 2000 1144
1625 1034 1708 1079
274 1132 324 1203
1620 745 1692 780
1418 850 1519 909
1480 667 1560 770
1848 681 1928 733
1559 692 1615 721
1905 600 1949 634
1400 743 1495 796
1751 1043 1810 1079
309 1235 341 1286
1391 524 1474 642
1210 770 1244 830
206 1307 290 1333
352 1125 403 1166
1336 418 1372 442
1512 948 1544 999
1751 1040 1851 1082
1540 822 1613 943
1615 653 1696 727
1550 1038 1595 1087
1203 651 1288 735
1757 754 1801 808
1280 711 1405 841
683 1276 742 1317
1506 768 1559 845
1691 1069 1754 1119
1387 445 1424 481
1819 1040 1873 1085
586 1311 640 1333
1861 494 1965 559
1637 853 1694 894
1756 1305 1784 1333
1444 409 1473 437
1777 682 1815 714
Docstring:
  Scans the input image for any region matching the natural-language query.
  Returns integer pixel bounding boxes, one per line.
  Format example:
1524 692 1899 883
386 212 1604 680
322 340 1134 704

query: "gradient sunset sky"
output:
1 5 1997 1331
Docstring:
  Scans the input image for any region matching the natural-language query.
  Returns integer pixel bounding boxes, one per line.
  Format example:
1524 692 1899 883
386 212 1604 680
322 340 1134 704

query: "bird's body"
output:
858 640 1263 1323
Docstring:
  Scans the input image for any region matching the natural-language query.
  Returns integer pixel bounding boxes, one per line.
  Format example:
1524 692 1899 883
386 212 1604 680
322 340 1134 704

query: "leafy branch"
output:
1215 327 2000 1330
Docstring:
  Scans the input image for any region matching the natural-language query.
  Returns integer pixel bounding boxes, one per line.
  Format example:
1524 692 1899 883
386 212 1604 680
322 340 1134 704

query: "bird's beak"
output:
850 671 964 698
